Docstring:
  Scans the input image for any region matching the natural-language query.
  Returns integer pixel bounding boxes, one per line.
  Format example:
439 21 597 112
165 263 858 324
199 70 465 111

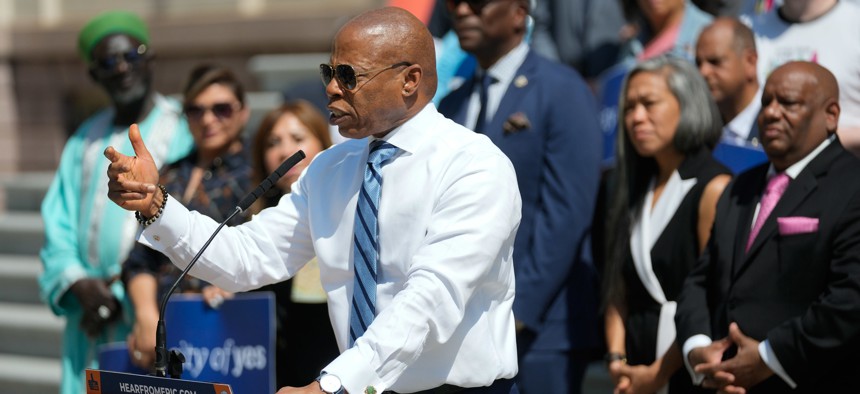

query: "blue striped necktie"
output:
350 140 398 346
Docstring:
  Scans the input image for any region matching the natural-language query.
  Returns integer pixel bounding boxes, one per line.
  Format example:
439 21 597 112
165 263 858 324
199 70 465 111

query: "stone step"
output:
0 354 60 394
0 212 43 255
0 255 42 304
1 172 53 213
0 302 63 359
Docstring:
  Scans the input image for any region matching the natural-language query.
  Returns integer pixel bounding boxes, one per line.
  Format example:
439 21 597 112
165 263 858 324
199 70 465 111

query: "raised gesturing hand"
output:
104 124 160 215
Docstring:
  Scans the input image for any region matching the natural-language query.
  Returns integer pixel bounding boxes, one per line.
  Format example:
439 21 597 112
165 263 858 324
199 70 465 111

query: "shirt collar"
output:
481 41 529 89
369 102 438 155
768 135 834 179
724 89 762 141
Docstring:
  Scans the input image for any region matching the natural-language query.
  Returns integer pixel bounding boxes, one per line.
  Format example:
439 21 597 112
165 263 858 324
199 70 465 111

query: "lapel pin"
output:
514 75 528 88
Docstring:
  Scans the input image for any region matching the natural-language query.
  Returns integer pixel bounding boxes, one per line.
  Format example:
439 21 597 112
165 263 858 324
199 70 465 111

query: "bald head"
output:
769 61 839 109
702 17 756 54
696 17 758 121
325 7 440 139
758 61 840 170
337 7 437 100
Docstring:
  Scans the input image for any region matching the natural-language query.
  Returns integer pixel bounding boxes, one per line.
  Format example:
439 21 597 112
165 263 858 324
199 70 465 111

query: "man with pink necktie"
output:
674 61 860 394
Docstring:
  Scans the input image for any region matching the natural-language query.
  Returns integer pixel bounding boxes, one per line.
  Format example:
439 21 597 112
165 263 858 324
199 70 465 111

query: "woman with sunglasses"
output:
249 100 337 388
602 56 730 394
120 64 253 370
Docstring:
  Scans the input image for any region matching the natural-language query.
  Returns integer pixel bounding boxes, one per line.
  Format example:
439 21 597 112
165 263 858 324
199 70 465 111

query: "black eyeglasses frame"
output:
319 62 412 91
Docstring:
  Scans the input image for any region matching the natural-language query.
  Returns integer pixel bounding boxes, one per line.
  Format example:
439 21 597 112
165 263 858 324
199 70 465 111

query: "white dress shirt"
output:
682 136 834 389
139 103 522 394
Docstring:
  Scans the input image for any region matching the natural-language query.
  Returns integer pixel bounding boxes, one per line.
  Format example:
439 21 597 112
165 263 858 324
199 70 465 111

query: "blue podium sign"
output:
98 292 276 393
85 369 233 394
165 292 275 392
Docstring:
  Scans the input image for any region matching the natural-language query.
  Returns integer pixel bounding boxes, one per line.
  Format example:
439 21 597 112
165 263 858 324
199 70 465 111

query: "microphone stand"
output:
151 150 306 378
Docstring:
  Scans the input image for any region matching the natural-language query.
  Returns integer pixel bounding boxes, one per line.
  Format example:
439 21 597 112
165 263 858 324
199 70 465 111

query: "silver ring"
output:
97 305 111 320
133 350 143 360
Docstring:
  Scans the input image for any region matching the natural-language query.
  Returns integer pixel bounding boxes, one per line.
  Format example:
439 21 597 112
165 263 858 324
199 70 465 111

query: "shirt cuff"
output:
682 334 712 385
323 342 386 394
759 339 797 389
138 198 190 262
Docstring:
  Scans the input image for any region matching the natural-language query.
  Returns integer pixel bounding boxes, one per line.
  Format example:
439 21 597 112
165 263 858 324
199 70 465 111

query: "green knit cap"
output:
77 11 150 61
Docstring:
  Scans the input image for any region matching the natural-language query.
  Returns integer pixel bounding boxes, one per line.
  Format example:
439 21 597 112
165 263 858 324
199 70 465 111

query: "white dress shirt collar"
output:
466 41 530 129
723 90 762 145
370 102 437 155
768 134 834 180
482 41 530 90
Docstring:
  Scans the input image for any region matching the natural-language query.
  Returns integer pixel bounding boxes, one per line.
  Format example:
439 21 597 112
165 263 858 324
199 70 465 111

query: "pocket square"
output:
503 112 531 135
777 216 819 235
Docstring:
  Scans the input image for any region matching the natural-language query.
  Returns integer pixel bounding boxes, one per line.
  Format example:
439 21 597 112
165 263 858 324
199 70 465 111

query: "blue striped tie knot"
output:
349 140 398 346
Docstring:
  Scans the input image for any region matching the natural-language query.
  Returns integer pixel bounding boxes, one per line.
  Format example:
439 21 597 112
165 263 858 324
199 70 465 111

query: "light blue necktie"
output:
350 140 398 346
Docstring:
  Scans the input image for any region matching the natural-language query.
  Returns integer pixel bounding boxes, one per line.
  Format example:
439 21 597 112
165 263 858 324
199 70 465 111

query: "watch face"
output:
319 374 342 393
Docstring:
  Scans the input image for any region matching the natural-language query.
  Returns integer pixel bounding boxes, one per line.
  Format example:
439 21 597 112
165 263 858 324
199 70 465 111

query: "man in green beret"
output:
38 10 193 393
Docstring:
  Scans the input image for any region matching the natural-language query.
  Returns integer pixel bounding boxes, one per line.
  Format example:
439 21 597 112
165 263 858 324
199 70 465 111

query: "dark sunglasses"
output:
184 102 241 121
319 62 411 91
446 0 496 13
92 44 148 74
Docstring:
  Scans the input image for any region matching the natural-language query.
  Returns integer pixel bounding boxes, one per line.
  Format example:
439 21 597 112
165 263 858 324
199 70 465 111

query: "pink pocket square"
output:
777 216 819 235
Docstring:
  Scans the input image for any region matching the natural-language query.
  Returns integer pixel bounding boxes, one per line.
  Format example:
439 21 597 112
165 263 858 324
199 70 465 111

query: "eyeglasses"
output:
92 44 148 74
184 102 241 121
319 62 411 91
446 0 496 13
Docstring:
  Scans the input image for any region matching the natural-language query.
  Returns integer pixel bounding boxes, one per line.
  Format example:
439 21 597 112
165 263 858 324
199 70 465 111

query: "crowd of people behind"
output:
39 0 860 393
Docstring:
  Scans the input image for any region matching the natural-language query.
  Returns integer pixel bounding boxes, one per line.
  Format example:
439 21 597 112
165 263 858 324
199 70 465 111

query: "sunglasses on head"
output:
92 44 148 74
184 102 241 121
446 0 496 13
319 62 411 91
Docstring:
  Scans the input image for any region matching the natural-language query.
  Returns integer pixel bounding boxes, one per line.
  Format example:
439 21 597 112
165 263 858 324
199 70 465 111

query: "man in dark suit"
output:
438 1 602 393
675 61 860 393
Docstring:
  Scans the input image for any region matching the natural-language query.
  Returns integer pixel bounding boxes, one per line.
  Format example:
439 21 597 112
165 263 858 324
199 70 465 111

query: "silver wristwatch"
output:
316 372 345 394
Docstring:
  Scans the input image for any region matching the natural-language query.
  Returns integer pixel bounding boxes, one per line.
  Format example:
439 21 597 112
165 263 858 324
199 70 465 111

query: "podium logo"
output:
87 372 100 391
177 339 267 378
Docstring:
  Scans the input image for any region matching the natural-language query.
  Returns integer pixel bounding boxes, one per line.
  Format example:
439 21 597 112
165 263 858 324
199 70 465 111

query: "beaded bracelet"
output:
135 184 168 227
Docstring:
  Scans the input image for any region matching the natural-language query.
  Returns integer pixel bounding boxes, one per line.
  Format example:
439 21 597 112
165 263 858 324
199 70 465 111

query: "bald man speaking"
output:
675 62 860 393
104 7 521 394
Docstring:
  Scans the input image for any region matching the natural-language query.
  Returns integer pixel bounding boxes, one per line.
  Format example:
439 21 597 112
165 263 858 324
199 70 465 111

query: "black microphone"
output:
153 150 306 378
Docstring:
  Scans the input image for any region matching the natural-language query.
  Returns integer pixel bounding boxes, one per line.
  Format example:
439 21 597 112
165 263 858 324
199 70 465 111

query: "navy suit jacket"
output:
676 139 860 392
439 50 602 351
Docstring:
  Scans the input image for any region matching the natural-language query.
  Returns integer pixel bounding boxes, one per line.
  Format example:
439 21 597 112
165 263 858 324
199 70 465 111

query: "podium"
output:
85 369 233 394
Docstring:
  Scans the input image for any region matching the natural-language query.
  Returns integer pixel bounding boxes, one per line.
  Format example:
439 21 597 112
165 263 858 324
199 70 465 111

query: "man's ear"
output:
514 0 529 32
825 98 841 134
402 64 422 97
743 49 758 81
